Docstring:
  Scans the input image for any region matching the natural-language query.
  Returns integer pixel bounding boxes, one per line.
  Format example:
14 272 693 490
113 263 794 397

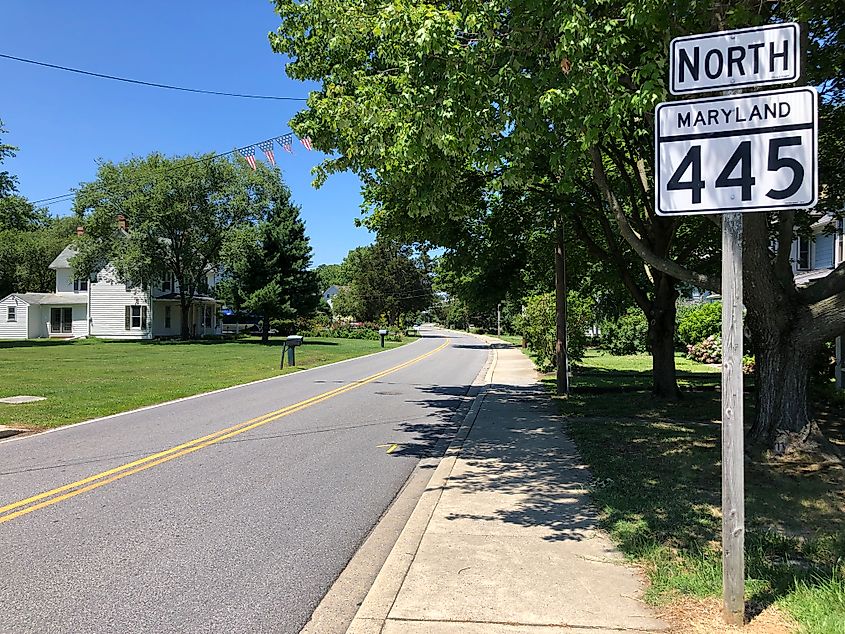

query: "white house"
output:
0 244 221 340
322 284 341 308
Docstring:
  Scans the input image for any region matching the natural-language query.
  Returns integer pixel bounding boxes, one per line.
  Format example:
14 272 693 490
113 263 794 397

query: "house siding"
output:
89 265 151 339
814 233 835 269
55 268 74 293
151 301 181 337
0 297 29 339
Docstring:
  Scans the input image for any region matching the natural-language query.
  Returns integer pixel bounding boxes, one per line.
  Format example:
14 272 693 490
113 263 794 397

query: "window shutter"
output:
142 306 148 329
125 306 131 330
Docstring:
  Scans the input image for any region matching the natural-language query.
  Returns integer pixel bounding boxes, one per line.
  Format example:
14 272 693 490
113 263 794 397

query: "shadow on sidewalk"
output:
404 383 602 542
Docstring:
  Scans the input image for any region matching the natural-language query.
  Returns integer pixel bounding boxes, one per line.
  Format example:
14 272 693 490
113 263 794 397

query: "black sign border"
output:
670 23 800 96
654 87 818 216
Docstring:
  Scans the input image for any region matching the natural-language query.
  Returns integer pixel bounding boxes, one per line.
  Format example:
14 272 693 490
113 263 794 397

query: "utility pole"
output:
554 218 569 395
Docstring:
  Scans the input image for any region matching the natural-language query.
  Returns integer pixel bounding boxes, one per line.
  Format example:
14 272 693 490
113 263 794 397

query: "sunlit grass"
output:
0 336 405 429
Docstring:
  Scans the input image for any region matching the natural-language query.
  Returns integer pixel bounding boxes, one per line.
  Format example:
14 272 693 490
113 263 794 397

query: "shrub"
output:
297 320 401 341
516 291 595 371
677 302 722 349
742 355 755 375
687 334 722 364
600 307 648 355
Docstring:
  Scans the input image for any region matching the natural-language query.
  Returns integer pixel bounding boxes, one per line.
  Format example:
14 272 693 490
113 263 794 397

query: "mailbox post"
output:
378 329 388 348
281 335 304 369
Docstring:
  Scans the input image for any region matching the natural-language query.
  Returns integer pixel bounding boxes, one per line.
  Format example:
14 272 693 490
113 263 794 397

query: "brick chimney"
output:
117 214 128 232
76 226 85 236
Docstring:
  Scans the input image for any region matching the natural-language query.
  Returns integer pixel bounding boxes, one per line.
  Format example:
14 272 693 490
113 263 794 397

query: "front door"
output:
50 307 73 334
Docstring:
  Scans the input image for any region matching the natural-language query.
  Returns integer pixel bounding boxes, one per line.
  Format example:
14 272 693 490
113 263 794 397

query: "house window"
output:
165 306 172 329
125 305 148 330
161 273 174 292
7 306 15 322
73 279 89 292
203 305 212 328
797 236 811 270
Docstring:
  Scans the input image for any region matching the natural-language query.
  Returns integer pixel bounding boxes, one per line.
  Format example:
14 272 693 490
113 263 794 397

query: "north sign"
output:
670 23 800 95
655 86 817 216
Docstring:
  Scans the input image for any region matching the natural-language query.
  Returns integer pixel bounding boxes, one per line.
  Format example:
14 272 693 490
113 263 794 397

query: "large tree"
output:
73 153 243 339
220 161 320 343
270 0 717 397
272 0 845 451
336 239 433 324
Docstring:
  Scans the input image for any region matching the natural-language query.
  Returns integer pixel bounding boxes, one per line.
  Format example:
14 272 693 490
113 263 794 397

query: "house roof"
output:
48 245 77 270
6 292 88 305
795 269 833 286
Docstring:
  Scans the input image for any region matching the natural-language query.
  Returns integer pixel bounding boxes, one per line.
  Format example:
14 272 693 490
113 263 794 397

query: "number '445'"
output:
667 136 804 204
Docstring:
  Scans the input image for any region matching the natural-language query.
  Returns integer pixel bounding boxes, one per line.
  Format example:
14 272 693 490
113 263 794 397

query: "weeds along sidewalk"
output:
348 339 667 633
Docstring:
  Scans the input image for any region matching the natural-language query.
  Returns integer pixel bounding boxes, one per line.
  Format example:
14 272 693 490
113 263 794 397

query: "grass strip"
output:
0 336 406 429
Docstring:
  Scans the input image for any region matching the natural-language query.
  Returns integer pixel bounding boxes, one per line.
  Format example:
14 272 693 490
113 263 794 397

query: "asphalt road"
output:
0 328 489 634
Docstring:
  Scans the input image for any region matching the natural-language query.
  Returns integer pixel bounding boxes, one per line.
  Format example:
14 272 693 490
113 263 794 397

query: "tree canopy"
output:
219 161 320 342
333 239 432 324
272 0 845 450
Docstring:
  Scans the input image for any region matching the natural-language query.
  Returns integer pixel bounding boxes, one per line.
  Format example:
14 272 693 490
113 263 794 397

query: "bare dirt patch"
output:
661 595 797 634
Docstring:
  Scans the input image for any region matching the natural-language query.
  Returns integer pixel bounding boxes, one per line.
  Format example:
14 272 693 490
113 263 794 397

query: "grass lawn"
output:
0 336 406 430
533 348 844 633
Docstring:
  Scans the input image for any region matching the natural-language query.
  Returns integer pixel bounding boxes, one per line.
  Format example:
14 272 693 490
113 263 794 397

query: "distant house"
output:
788 214 845 387
791 215 841 284
322 285 341 308
0 242 220 340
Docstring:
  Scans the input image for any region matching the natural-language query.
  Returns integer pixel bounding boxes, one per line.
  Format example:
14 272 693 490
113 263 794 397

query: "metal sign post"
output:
657 23 816 627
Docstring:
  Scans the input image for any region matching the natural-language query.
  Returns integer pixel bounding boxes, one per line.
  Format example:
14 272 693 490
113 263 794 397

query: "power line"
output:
31 132 296 207
0 53 309 102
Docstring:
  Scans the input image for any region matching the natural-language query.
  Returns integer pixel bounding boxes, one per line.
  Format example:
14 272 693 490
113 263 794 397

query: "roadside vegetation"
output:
538 348 845 633
0 336 406 430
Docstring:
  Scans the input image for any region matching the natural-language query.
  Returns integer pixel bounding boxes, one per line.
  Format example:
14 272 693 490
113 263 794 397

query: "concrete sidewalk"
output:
346 340 668 634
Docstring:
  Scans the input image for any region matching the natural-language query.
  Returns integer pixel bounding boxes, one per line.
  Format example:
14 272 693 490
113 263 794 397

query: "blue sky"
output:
0 0 373 266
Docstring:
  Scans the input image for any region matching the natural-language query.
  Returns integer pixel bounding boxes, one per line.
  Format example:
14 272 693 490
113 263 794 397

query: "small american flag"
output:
239 146 257 170
300 136 313 151
276 134 293 153
258 140 276 166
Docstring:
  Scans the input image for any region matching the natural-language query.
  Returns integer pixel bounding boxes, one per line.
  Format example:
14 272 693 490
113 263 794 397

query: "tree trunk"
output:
261 312 271 345
554 219 569 395
179 296 191 340
648 275 680 399
749 339 812 446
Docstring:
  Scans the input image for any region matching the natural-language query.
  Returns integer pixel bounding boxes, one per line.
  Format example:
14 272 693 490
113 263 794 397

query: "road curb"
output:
343 343 498 634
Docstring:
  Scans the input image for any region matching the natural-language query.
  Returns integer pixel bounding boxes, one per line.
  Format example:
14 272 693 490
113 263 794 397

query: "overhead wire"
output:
0 53 309 102
30 132 300 207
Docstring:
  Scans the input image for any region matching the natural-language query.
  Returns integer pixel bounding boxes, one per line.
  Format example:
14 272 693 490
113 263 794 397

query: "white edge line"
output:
0 336 429 446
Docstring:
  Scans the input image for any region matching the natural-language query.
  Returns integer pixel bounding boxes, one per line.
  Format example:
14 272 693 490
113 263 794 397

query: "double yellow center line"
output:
0 340 449 526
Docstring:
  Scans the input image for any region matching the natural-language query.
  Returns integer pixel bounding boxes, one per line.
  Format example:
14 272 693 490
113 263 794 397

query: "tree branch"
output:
799 261 845 304
774 210 798 292
589 146 720 293
802 288 845 347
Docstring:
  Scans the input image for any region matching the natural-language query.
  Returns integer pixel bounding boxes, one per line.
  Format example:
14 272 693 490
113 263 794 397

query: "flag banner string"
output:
238 134 313 170
31 132 316 206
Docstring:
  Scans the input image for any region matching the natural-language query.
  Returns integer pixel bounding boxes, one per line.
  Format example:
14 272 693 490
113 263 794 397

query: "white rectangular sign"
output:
671 23 800 94
655 87 817 216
